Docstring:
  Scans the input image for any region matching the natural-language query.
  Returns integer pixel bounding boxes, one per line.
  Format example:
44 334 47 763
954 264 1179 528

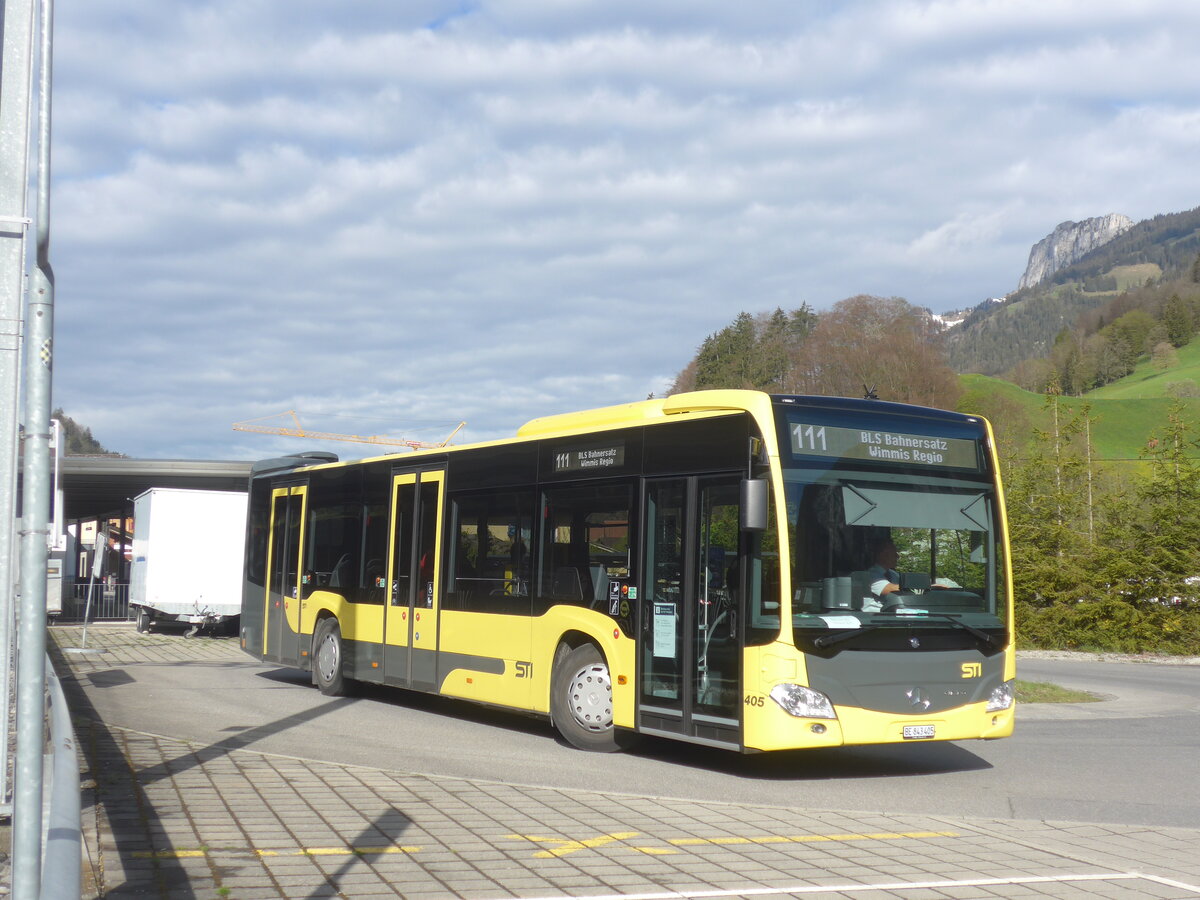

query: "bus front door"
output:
383 469 445 691
641 476 742 748
265 485 307 666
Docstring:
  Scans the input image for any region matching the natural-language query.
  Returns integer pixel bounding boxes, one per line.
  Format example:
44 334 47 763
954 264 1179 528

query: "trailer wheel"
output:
550 643 634 752
135 608 151 634
313 618 347 696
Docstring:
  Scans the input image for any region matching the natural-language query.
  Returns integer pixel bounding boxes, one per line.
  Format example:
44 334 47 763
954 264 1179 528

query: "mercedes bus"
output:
239 390 1015 752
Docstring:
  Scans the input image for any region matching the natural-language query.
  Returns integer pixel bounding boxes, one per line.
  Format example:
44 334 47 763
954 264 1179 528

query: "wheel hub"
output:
567 662 613 732
317 634 339 682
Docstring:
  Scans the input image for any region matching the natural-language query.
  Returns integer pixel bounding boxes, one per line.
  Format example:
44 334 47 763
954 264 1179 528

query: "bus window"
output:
695 479 740 714
304 472 379 607
359 468 389 604
785 477 1005 651
537 483 632 615
446 491 533 615
745 486 781 645
303 502 361 600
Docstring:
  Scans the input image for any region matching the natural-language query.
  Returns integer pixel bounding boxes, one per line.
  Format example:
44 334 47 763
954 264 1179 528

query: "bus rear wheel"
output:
551 643 632 752
313 618 347 696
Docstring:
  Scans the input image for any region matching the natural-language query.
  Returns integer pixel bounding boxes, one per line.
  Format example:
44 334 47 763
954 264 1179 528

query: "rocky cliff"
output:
1017 213 1134 291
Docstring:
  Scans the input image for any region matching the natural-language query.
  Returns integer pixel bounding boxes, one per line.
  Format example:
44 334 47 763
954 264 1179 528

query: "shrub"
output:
1016 599 1200 655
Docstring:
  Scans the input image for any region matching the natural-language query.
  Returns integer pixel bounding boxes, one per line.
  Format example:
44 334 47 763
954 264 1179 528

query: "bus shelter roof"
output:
52 457 252 521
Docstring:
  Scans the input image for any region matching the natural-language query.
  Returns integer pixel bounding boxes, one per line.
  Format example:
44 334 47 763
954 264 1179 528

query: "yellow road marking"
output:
669 830 959 847
506 831 640 858
135 845 420 860
135 829 957 862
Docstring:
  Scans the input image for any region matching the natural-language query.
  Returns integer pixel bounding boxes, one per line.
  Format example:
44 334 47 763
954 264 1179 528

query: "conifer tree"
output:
1123 402 1200 605
1003 392 1096 606
1161 293 1194 347
51 408 119 456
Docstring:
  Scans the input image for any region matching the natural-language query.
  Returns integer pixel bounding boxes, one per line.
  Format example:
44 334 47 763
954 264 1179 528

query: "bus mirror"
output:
741 479 768 532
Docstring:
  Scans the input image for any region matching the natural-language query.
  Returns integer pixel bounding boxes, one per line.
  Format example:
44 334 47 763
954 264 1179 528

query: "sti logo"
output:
961 662 982 679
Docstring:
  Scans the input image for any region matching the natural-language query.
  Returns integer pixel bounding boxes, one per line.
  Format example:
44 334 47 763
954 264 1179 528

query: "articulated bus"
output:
239 390 1015 753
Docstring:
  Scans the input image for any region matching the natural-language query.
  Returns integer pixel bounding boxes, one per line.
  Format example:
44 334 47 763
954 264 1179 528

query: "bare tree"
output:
786 295 961 408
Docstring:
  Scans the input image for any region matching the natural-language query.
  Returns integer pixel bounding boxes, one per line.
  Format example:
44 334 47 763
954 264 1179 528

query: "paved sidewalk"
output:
48 627 1200 899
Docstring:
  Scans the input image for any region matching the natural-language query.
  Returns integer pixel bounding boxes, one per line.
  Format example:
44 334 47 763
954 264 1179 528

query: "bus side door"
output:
383 469 445 691
640 475 742 748
265 485 307 666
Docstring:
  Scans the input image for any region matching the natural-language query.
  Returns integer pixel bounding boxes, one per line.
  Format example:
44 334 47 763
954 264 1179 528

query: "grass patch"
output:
957 372 1200 465
1110 263 1162 290
1086 338 1200 401
1014 679 1100 704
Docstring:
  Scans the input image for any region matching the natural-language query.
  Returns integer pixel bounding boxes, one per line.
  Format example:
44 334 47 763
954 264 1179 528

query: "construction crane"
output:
233 411 465 450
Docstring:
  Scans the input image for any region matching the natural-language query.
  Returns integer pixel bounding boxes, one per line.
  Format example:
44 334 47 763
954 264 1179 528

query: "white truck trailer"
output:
130 487 247 635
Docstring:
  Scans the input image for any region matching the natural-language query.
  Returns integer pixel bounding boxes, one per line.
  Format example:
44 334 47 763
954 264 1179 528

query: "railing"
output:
42 654 82 899
56 582 133 622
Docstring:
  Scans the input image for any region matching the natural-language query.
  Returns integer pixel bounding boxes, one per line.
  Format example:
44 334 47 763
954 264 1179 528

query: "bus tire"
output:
551 643 631 752
313 618 347 696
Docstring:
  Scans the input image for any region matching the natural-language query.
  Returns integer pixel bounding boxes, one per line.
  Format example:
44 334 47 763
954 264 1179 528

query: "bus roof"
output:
250 390 981 476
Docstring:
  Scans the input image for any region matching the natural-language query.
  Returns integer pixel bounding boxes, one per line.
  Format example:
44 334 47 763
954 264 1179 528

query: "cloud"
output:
38 0 1200 458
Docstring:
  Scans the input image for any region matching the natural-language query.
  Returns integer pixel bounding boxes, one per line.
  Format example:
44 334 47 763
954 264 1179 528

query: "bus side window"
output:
537 483 631 615
446 491 533 615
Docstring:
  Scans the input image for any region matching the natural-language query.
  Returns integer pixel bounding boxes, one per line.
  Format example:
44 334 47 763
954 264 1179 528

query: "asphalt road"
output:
72 645 1200 831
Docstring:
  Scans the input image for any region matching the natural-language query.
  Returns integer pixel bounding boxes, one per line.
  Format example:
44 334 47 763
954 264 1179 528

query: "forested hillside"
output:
944 205 1200 376
669 295 962 410
52 408 121 456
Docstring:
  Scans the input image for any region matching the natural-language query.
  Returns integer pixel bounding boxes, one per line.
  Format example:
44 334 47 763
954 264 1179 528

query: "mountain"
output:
1017 214 1133 291
944 205 1200 376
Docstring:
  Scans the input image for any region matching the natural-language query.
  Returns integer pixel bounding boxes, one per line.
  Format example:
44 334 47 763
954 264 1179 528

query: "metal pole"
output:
80 526 104 650
14 0 54 893
0 0 37 818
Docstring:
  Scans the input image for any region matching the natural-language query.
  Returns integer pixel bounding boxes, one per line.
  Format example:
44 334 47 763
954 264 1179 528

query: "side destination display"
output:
553 441 625 474
790 423 978 470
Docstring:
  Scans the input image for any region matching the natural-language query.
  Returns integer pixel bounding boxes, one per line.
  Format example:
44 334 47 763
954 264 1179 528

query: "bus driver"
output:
867 537 959 599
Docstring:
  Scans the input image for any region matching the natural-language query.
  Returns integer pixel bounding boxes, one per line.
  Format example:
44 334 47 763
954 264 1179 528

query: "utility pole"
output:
0 0 36 820
14 0 55 896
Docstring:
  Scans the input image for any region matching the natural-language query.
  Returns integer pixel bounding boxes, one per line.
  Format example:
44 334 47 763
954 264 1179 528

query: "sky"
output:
40 0 1200 459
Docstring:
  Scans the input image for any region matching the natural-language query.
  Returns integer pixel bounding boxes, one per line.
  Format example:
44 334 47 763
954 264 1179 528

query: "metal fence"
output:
56 582 133 622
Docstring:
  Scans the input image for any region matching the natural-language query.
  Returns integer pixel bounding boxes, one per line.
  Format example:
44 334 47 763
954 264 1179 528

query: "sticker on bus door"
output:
609 580 621 616
653 603 676 658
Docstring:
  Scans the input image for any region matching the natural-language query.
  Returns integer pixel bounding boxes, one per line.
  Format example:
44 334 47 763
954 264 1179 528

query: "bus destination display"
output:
790 423 977 469
553 442 625 474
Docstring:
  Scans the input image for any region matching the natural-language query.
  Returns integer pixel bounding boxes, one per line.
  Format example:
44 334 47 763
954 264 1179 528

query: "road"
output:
70 637 1200 830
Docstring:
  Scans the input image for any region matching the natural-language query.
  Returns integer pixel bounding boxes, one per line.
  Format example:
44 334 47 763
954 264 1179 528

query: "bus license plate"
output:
903 725 935 740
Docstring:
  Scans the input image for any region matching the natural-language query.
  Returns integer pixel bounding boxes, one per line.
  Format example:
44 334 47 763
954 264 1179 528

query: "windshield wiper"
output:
813 625 879 649
877 611 1001 647
811 613 1000 651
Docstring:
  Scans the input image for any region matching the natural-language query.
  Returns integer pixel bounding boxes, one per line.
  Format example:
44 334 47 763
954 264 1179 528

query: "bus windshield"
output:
783 475 1007 653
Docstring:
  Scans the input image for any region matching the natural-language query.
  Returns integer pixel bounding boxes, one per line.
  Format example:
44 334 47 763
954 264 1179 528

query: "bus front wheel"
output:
313 618 347 696
551 643 632 752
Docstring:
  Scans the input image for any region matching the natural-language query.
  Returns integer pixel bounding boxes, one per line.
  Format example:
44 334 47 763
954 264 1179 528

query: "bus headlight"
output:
769 683 837 719
986 680 1014 712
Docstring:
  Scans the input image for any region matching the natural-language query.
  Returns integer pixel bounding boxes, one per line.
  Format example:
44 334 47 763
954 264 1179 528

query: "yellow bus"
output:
240 390 1015 752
